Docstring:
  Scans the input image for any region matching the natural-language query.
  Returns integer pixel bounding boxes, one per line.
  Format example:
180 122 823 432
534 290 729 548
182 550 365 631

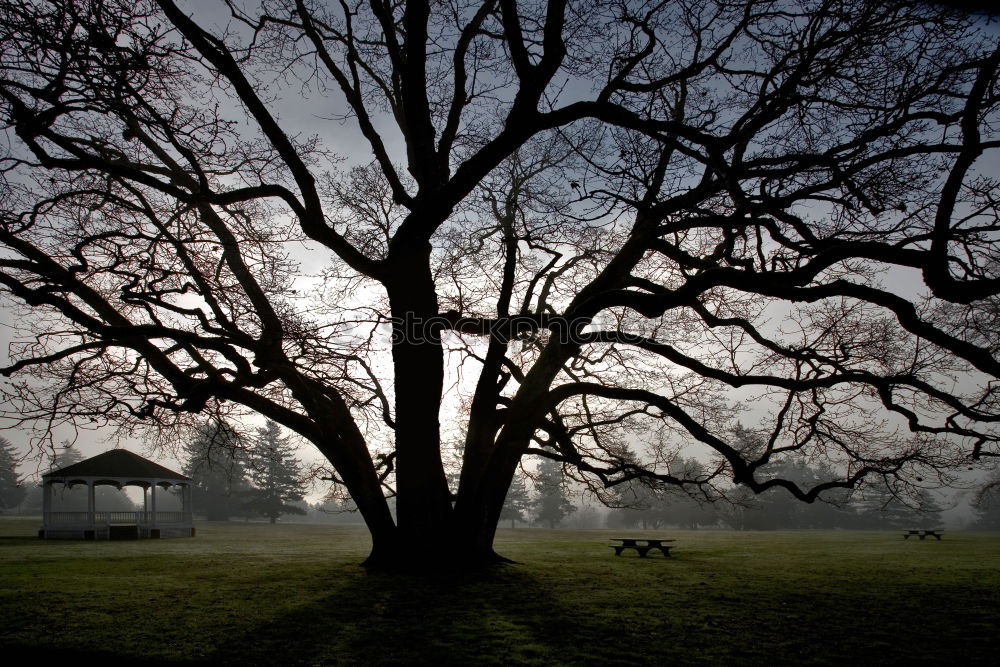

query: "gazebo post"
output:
41 481 51 537
143 485 149 525
86 481 95 539
182 483 194 536
186 484 192 520
150 480 158 537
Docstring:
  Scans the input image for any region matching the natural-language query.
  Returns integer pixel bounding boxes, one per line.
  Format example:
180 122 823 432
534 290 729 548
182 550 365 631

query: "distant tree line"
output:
4 427 999 532
606 461 950 531
502 453 1000 532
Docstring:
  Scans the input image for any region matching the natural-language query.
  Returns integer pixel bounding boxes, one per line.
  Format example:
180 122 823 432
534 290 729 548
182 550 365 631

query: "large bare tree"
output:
1 0 999 568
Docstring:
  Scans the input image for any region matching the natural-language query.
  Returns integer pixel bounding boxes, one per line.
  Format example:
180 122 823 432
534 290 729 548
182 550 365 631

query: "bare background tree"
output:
1 0 999 568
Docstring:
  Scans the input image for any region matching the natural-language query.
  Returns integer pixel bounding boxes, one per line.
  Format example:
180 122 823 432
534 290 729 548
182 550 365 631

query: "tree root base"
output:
361 547 517 574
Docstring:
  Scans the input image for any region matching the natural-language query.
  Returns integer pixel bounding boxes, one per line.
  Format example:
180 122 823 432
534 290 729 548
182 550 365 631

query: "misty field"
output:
1 518 997 665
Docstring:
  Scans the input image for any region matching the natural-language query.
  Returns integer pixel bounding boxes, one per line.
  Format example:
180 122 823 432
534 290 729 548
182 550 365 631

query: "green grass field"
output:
1 517 997 665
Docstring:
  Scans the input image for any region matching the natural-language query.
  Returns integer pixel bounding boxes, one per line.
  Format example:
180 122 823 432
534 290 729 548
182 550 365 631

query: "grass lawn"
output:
1 517 997 665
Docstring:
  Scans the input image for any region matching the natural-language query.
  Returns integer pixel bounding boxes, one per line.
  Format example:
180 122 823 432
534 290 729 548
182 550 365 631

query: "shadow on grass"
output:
203 565 573 666
3 646 183 666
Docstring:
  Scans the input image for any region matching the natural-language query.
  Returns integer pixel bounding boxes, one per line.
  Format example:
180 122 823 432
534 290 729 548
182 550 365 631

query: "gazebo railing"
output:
46 511 91 525
46 510 192 526
99 511 145 524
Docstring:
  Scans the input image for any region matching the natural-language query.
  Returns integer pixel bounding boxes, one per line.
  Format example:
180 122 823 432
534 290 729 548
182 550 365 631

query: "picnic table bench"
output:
903 529 944 540
610 537 675 557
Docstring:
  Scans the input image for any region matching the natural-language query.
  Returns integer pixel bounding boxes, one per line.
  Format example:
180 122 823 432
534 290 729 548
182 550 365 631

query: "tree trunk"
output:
302 424 400 568
385 241 454 563
451 439 525 566
358 217 599 570
445 342 581 568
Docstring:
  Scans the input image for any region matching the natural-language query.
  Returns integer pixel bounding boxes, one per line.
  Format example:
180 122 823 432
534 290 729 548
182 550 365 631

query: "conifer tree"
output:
530 458 576 529
244 421 307 524
183 422 252 521
972 471 1000 530
0 436 25 512
499 469 531 529
50 445 83 470
854 484 942 529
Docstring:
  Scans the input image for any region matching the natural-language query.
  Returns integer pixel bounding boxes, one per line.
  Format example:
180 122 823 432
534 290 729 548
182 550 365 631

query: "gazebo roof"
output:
44 449 189 481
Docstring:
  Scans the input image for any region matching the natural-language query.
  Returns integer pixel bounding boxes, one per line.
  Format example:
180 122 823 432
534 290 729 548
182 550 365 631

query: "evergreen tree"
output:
912 490 945 529
667 495 720 529
530 458 576 529
740 460 836 529
605 481 669 530
717 486 758 531
602 448 660 529
972 472 1000 530
183 422 253 521
799 463 855 530
499 470 531 529
51 445 83 470
718 458 857 530
853 483 942 529
310 496 364 525
659 458 720 529
244 421 307 524
0 436 26 512
606 458 720 530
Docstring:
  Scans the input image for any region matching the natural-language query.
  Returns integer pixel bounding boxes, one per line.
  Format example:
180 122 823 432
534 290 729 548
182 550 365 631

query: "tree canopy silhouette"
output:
1 0 999 568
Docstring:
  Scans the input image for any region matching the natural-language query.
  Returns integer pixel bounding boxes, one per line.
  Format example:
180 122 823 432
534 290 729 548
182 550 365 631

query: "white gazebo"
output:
40 449 194 540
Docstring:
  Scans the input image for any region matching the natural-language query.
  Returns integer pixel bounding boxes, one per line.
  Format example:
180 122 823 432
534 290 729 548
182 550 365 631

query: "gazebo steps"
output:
110 525 139 540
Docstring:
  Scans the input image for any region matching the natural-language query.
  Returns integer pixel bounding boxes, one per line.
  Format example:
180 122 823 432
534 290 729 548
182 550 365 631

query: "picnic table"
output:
902 529 944 541
610 537 675 557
